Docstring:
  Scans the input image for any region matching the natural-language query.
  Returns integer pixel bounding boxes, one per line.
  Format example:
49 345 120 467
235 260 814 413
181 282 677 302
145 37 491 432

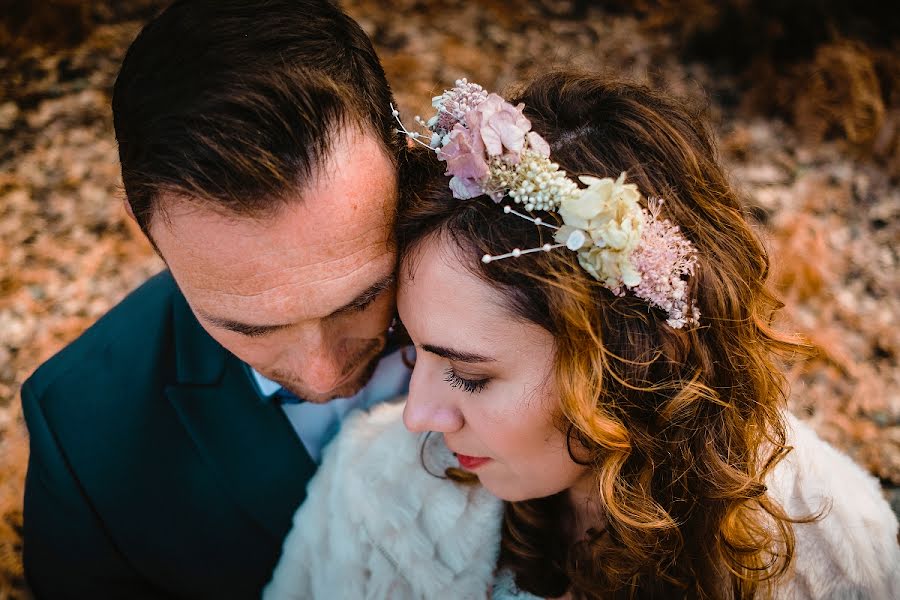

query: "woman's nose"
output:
402 367 464 433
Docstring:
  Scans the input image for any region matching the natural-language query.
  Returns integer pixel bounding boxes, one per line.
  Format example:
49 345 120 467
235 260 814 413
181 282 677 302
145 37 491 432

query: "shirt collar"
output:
249 367 283 398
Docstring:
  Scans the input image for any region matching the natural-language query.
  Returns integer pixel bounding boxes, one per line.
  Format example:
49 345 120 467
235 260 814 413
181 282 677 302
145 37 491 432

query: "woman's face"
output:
397 234 590 502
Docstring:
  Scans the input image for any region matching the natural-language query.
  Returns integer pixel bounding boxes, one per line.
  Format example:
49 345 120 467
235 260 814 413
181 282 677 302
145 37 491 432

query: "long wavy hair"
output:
396 71 812 599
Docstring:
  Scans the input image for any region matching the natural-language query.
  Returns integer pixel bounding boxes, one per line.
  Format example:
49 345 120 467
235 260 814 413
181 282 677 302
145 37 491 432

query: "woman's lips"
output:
455 453 491 470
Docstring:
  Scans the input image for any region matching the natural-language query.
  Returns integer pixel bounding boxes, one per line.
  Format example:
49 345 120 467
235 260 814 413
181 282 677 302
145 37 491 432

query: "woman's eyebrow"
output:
420 343 496 363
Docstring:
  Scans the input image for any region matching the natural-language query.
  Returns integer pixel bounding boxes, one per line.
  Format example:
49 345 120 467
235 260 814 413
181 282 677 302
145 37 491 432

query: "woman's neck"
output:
566 475 607 542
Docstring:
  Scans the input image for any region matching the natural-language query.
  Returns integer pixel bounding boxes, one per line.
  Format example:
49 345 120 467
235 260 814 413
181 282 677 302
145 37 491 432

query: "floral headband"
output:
392 79 700 329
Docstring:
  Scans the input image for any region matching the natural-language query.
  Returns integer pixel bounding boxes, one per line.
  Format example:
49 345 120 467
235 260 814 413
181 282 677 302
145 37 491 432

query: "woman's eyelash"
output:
443 367 488 394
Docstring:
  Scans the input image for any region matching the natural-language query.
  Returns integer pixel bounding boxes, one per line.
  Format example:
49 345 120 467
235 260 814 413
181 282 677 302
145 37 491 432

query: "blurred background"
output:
1 0 898 596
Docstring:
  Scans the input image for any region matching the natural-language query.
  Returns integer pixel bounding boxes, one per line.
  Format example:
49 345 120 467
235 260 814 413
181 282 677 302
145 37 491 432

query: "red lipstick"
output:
455 453 491 470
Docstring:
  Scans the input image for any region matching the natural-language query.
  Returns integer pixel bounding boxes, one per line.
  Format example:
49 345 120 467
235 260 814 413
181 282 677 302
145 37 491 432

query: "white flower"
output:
487 150 579 210
555 172 644 287
574 244 642 289
559 173 643 244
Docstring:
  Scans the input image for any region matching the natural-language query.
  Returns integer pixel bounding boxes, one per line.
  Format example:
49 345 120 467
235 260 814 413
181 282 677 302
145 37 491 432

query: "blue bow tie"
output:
272 388 304 405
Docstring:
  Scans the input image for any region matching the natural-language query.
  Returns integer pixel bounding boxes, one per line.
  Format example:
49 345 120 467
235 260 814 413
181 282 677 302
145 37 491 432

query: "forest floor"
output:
1 1 897 596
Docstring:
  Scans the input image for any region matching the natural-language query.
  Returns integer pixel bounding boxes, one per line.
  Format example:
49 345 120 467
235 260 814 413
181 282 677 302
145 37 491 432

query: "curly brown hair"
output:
396 71 812 599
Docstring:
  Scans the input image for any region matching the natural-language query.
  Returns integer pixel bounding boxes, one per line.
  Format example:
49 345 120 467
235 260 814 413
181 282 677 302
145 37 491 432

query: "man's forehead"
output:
147 127 399 316
304 126 399 199
152 207 391 324
160 198 390 279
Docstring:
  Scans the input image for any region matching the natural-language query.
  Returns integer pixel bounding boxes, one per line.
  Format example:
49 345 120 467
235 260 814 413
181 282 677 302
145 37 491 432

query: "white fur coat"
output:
264 401 900 599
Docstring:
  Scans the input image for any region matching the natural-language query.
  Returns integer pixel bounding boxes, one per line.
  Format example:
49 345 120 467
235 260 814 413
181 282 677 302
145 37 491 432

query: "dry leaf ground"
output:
1 1 897 597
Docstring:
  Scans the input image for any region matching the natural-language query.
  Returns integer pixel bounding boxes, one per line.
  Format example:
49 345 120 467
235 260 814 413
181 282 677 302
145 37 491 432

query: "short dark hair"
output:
112 0 398 234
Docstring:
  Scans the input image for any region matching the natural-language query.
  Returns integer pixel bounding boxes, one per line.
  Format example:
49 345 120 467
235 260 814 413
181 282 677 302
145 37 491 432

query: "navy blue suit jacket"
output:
22 271 316 598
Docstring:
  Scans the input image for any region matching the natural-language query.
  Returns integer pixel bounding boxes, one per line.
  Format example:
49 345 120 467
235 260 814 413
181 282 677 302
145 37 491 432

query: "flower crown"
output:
392 79 700 329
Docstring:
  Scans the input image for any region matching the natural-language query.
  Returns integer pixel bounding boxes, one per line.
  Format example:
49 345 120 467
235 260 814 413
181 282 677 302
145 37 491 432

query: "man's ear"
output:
121 197 161 256
123 198 136 221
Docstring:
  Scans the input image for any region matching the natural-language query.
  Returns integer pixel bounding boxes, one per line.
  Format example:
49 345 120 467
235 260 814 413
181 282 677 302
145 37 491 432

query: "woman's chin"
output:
480 478 559 503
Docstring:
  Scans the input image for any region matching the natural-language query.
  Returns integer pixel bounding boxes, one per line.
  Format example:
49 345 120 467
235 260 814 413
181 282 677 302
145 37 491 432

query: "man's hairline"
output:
140 121 399 243
139 122 400 337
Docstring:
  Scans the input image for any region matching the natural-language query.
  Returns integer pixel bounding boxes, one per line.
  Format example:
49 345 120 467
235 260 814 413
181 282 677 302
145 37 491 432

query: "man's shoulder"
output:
24 270 181 400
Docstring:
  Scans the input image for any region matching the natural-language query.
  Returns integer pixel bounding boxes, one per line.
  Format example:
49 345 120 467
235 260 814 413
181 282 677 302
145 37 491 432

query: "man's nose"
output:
293 333 347 395
301 353 347 395
402 367 464 433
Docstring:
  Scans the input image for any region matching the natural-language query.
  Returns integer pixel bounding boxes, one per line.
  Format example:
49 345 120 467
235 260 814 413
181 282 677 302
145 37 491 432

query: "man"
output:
21 1 411 597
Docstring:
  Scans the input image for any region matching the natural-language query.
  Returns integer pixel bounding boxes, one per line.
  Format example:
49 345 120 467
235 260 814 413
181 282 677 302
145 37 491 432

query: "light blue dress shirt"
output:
249 349 411 463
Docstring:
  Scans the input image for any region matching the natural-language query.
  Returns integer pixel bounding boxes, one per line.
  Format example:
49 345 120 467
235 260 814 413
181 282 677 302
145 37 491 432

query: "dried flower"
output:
526 131 551 157
393 80 700 328
629 199 699 328
560 174 643 247
431 79 489 135
466 94 533 162
554 173 644 288
488 150 579 209
438 123 490 198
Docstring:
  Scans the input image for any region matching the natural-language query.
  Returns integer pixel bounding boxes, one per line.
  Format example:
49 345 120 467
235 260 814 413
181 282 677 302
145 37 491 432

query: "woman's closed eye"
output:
443 367 489 394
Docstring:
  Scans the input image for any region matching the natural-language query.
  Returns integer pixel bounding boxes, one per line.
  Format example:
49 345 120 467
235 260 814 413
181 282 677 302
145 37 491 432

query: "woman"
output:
265 72 900 599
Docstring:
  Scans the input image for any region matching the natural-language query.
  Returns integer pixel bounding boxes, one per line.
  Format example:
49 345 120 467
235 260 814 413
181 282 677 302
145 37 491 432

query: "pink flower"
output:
438 123 490 179
467 94 533 162
628 200 699 328
431 79 489 134
526 131 551 157
448 175 485 200
432 88 549 200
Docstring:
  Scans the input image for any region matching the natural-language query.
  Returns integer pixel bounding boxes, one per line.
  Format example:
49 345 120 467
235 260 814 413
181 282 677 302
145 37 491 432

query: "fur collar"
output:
266 403 900 599
265 401 509 599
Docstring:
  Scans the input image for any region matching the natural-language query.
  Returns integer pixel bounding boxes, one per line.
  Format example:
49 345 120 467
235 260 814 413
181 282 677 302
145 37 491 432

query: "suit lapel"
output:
166 293 316 542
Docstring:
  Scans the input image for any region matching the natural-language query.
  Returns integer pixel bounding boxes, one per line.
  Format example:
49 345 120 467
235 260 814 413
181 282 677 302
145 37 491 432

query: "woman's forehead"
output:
398 235 551 352
400 235 497 310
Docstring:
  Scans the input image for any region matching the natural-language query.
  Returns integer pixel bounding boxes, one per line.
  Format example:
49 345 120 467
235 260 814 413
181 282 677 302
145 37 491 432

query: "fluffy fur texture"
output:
769 416 900 599
265 401 900 599
264 400 504 600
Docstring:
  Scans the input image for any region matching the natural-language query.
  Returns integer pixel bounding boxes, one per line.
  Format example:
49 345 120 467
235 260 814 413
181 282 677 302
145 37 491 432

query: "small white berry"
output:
566 229 587 251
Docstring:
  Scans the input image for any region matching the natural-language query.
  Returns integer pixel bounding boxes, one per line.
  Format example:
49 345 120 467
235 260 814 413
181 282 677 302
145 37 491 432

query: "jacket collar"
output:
166 289 315 541
171 291 228 385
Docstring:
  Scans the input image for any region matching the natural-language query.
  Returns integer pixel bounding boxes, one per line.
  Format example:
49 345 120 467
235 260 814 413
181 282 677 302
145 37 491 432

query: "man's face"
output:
150 129 398 403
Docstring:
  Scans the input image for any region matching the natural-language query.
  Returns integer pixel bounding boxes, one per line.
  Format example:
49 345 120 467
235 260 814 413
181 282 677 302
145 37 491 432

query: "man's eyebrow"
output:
329 273 395 317
197 273 395 337
420 344 496 364
197 311 292 337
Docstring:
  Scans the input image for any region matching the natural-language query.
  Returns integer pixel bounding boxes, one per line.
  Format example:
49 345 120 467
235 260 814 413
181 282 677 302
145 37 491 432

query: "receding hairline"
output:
143 121 398 238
